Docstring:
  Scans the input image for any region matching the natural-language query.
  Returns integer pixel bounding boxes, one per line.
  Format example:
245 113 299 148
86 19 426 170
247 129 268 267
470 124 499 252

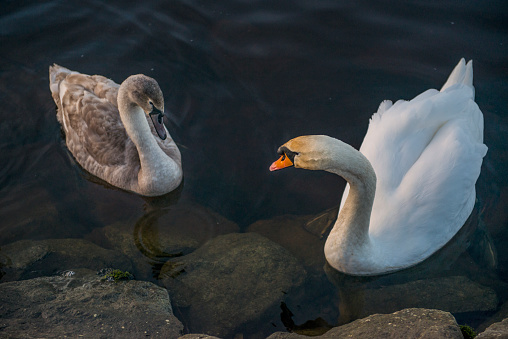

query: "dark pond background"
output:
1 0 507 338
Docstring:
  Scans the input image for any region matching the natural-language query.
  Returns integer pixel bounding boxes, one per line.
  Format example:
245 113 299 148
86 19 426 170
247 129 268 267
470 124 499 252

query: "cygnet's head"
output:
121 74 167 140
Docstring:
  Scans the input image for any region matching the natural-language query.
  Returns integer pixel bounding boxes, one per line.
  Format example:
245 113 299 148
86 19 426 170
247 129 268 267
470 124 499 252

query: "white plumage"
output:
272 59 487 275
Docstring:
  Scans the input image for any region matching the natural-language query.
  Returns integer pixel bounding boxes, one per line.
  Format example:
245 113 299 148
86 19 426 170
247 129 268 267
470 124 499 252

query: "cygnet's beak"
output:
269 154 294 171
149 107 167 140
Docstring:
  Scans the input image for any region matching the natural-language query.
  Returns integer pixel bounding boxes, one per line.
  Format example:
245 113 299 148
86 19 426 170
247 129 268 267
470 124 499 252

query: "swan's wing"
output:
384 103 487 251
362 84 478 193
49 65 139 178
340 70 486 263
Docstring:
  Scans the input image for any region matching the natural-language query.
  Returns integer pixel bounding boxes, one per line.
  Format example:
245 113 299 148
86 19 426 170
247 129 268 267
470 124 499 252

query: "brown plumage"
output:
49 65 182 196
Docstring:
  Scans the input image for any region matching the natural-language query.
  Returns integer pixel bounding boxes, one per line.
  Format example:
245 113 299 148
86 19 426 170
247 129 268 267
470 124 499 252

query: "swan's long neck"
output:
117 90 179 195
323 140 377 273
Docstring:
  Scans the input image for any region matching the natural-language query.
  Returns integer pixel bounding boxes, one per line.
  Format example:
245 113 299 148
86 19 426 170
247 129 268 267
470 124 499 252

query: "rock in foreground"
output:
477 318 508 338
0 269 183 338
266 308 463 339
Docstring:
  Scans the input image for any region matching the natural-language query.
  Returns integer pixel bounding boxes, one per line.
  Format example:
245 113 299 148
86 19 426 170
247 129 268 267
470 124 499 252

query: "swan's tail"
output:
440 58 474 92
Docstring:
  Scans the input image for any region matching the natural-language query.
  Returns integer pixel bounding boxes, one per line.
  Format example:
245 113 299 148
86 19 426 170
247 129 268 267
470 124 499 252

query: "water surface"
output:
1 0 507 337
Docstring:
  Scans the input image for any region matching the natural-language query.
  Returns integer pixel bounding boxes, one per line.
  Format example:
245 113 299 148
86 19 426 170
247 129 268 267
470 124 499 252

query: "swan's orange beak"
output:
270 154 294 171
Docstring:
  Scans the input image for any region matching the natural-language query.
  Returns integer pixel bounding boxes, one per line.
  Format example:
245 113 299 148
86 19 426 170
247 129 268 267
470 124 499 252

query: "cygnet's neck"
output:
322 140 377 273
117 89 180 195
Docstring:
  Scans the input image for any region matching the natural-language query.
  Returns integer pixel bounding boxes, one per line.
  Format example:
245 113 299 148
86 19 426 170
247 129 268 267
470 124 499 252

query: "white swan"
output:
270 59 487 275
49 65 183 196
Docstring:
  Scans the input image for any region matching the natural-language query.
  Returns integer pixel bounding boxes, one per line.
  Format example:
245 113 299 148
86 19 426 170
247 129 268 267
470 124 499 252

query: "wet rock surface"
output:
0 269 183 338
160 232 307 338
266 308 464 339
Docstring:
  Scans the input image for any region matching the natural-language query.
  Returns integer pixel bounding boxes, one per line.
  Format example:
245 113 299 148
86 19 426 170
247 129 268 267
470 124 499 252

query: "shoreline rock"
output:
0 269 183 338
266 308 464 339
477 318 508 338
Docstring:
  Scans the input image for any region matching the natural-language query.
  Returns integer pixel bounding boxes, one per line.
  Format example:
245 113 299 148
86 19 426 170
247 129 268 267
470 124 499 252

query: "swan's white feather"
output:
339 59 487 269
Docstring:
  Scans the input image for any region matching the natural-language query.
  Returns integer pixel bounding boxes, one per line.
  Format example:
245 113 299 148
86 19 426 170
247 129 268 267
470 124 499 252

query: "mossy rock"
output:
100 269 133 282
460 325 477 339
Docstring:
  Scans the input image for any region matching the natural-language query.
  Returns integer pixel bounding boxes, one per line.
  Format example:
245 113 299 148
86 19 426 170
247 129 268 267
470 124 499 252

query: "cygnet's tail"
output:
49 64 73 96
440 58 474 92
49 64 76 126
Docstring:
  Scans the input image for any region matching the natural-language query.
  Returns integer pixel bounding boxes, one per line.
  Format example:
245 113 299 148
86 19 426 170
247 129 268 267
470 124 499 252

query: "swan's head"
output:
270 135 340 171
121 74 167 140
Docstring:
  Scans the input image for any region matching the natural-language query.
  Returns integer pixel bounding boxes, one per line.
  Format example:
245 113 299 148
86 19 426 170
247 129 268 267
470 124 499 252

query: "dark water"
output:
1 0 508 337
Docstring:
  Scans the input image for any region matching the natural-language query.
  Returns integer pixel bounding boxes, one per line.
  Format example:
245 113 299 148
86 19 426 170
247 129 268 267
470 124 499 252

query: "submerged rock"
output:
247 213 329 271
0 186 59 246
0 238 133 282
93 202 239 280
160 232 306 338
324 266 499 325
0 269 183 338
266 308 464 339
358 276 498 316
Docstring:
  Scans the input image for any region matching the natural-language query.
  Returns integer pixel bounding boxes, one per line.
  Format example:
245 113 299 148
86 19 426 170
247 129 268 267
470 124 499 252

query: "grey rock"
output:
179 335 222 339
161 232 306 338
267 308 463 339
477 318 508 339
0 269 183 338
0 238 133 282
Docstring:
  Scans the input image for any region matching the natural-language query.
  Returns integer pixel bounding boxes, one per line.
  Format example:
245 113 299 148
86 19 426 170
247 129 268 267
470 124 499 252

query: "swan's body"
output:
270 59 487 275
49 65 182 196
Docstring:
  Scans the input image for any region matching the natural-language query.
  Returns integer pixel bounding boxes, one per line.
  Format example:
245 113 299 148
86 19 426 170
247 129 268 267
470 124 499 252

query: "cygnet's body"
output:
49 65 182 196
